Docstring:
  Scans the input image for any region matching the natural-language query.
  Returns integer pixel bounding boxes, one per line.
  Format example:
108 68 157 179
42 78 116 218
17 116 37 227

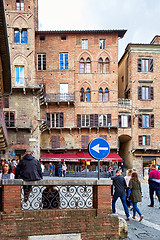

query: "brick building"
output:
3 0 44 159
3 0 127 172
0 0 11 151
118 39 160 175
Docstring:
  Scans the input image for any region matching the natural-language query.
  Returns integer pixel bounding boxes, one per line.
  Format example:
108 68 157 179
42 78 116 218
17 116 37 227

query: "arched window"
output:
80 58 85 73
104 58 110 73
80 88 85 102
98 58 103 73
104 88 109 101
86 58 91 73
86 88 91 102
14 28 27 43
99 88 103 102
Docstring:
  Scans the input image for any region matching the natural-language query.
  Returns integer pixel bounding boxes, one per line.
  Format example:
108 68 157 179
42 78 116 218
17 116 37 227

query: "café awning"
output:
40 152 122 162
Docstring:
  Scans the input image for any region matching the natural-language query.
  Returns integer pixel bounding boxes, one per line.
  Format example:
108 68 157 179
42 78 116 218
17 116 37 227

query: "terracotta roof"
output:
36 29 127 38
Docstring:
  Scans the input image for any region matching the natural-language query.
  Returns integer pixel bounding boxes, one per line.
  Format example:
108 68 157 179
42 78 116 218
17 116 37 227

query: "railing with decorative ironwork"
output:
46 93 75 103
0 179 112 212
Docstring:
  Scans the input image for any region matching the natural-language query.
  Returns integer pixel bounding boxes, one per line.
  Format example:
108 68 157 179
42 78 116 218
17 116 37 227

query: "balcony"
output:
118 98 132 106
5 119 32 131
45 93 75 104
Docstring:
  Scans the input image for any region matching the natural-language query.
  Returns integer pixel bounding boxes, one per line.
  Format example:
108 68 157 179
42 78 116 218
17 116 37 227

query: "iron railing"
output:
46 93 75 103
21 185 93 210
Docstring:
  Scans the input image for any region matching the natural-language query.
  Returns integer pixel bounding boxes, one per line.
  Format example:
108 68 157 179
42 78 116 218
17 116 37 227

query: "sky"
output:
38 0 160 59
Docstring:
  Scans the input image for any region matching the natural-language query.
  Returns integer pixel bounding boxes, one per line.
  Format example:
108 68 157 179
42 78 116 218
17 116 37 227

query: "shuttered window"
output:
138 86 154 100
81 136 89 149
16 135 25 145
118 115 131 128
138 114 154 128
77 114 111 127
52 136 60 148
139 135 150 146
37 54 46 70
46 113 64 128
137 58 153 72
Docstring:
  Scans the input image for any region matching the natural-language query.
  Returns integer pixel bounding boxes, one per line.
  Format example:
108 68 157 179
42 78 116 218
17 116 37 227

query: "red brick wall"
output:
0 184 119 240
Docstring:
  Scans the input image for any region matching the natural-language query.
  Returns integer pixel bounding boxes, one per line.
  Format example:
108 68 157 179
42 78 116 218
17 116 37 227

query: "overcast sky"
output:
38 0 160 59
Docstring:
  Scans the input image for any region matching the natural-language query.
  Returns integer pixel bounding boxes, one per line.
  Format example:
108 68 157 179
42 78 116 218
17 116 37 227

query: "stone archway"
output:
119 134 132 169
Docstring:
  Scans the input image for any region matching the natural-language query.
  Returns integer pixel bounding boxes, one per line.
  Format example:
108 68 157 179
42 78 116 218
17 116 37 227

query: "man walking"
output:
15 150 42 202
148 164 160 208
111 169 130 220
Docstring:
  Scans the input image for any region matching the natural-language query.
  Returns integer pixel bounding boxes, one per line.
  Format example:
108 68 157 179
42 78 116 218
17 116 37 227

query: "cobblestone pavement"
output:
116 182 160 240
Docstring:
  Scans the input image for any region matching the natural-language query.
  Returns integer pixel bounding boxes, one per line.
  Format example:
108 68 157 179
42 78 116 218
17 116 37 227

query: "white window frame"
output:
15 66 24 86
81 114 90 127
51 113 60 128
82 40 88 49
37 54 46 70
99 115 107 127
142 86 149 100
121 115 128 128
99 39 105 49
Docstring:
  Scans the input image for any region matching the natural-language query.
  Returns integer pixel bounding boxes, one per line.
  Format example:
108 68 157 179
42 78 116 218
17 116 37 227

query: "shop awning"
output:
40 153 122 162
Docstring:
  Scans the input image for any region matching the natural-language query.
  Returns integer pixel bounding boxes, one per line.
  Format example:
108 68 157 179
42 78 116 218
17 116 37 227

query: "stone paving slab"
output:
28 233 82 240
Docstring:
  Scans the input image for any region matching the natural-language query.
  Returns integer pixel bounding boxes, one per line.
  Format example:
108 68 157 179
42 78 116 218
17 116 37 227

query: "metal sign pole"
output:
98 159 100 180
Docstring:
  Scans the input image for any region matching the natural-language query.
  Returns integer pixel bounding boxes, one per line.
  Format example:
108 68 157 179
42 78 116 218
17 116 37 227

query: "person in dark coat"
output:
129 172 143 222
42 186 60 209
15 150 42 202
111 168 130 220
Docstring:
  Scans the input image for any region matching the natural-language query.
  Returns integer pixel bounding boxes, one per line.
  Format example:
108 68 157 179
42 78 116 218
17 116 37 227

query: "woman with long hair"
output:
129 172 143 222
0 162 15 179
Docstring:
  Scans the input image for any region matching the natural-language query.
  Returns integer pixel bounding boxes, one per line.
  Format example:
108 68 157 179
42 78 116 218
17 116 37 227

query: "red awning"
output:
40 153 122 162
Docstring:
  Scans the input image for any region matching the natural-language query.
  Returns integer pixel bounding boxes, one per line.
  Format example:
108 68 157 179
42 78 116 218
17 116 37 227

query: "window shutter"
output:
139 136 143 146
81 136 85 148
46 113 50 128
107 114 111 126
118 115 121 127
149 59 153 72
59 112 64 127
95 114 98 127
86 136 89 148
77 114 81 127
150 87 154 100
128 115 131 128
138 86 142 100
90 114 94 127
138 58 142 72
138 114 142 128
150 114 154 128
146 136 150 146
52 136 60 148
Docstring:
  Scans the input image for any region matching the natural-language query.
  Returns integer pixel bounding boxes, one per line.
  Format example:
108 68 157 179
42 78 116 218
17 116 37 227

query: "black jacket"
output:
111 175 127 195
15 154 42 181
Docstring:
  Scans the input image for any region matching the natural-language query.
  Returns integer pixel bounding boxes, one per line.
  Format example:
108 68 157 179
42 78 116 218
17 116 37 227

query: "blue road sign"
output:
89 138 110 160
10 151 16 157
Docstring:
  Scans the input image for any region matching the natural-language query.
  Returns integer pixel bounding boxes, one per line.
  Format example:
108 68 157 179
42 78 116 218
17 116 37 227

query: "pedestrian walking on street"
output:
148 164 160 208
124 169 133 207
58 161 62 177
49 163 53 177
129 172 143 222
111 168 130 220
62 161 67 177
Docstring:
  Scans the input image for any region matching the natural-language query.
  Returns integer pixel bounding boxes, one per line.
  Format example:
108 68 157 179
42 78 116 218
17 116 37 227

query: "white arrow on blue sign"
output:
89 138 110 160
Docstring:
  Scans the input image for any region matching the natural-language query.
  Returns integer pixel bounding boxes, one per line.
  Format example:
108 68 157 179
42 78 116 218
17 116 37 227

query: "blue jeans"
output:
112 193 129 218
58 168 62 177
149 187 160 206
133 202 142 217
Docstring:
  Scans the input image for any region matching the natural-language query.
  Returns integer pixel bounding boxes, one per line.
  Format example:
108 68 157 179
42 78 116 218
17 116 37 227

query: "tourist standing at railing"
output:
15 150 42 202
